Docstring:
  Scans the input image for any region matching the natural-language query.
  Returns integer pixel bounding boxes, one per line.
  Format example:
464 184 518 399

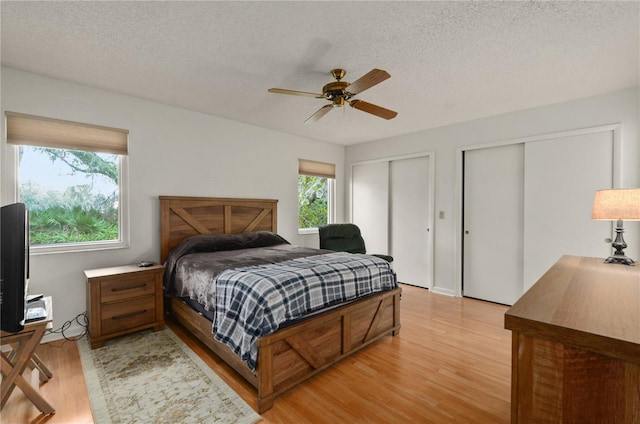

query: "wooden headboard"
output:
159 196 278 263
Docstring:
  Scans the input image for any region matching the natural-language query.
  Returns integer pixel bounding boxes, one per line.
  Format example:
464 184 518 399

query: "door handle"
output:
465 230 470 235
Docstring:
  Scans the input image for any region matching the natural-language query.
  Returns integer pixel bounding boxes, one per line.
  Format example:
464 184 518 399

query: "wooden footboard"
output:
169 286 401 413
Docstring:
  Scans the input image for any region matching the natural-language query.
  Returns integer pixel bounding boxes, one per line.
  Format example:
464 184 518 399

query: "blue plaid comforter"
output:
213 252 397 371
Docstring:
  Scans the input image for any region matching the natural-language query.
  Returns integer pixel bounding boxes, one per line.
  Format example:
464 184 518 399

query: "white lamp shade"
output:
592 188 640 221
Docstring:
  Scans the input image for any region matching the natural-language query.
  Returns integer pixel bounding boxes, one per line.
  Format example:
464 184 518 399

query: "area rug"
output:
78 327 261 424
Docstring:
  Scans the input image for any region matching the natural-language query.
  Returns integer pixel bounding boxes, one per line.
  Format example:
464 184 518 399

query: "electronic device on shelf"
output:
25 299 47 323
27 293 43 303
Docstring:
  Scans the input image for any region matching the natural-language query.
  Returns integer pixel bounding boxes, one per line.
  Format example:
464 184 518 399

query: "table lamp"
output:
592 188 640 265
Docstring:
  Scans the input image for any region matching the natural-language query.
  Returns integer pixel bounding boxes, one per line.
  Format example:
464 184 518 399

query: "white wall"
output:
0 67 345 340
3 66 637 336
346 87 640 296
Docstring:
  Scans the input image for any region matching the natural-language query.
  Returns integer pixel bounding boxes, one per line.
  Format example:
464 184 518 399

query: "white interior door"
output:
463 144 524 305
389 156 432 287
523 131 613 290
352 162 389 255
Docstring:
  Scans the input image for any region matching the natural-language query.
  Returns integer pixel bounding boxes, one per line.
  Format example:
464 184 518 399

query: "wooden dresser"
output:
85 264 165 348
505 255 640 423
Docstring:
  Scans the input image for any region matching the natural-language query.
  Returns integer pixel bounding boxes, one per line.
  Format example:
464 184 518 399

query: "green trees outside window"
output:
298 175 329 229
18 146 120 245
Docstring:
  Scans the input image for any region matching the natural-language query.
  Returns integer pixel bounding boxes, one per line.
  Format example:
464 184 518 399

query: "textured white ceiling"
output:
1 1 638 146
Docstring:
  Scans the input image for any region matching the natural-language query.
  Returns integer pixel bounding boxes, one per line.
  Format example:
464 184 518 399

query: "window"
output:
6 112 129 253
298 159 335 232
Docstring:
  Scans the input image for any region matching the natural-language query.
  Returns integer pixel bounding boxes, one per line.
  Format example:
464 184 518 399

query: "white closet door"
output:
463 144 524 305
389 156 432 287
523 131 613 290
352 162 389 255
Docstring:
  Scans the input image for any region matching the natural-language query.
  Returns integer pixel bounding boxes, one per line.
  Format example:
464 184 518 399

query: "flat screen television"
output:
1 202 29 333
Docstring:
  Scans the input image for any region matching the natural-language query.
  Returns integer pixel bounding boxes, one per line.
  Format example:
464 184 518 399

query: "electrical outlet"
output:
439 211 445 219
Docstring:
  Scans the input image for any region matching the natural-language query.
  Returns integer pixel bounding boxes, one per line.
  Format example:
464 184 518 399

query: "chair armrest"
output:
372 254 393 263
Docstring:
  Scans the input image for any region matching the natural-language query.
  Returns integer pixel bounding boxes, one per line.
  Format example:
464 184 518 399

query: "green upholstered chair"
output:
318 223 393 263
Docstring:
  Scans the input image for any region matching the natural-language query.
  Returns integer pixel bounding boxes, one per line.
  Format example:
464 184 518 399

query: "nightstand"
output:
85 264 165 349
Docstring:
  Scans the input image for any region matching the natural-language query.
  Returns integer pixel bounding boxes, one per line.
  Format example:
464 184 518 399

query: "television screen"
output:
1 202 29 333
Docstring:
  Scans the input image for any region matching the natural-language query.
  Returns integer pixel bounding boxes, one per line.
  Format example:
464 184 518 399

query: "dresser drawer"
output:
101 295 156 334
100 272 158 303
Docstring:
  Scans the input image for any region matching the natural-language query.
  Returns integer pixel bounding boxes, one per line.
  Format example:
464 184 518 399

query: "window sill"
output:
298 228 319 235
30 240 129 255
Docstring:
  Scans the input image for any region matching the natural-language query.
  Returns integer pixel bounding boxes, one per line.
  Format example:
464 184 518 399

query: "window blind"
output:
298 159 335 179
6 112 129 155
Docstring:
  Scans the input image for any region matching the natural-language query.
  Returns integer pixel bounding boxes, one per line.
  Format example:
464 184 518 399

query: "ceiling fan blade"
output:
305 105 333 124
268 88 323 98
349 100 397 120
345 69 391 95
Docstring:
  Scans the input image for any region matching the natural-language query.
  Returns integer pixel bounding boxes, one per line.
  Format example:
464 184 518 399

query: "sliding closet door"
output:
463 144 524 305
389 156 432 287
523 131 613 290
352 162 389 255
463 127 616 303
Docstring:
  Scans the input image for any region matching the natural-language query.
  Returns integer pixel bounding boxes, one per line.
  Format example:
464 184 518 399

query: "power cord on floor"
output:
45 311 89 346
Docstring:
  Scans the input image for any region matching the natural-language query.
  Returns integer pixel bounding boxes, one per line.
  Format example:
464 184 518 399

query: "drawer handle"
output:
111 283 146 292
112 310 148 320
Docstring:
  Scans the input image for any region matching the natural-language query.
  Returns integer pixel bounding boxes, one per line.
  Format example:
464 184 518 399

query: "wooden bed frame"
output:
160 196 402 413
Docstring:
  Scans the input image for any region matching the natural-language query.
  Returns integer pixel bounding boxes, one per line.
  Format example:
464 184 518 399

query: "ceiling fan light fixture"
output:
332 97 346 107
269 68 397 122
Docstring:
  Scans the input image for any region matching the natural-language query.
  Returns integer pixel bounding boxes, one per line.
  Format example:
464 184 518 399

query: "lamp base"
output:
604 254 635 266
605 220 635 266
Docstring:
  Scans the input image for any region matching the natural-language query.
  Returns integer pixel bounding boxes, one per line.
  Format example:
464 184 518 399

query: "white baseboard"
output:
41 323 86 344
431 286 458 297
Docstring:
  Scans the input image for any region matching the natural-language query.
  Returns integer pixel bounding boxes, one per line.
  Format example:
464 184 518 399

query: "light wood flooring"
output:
1 284 512 423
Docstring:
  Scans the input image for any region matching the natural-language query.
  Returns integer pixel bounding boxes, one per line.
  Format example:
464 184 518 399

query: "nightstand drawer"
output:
100 273 158 303
101 295 156 334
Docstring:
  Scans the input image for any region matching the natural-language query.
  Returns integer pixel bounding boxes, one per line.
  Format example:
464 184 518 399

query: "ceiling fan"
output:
268 68 398 124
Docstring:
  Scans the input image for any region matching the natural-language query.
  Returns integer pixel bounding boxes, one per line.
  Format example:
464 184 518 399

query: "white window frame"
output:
7 144 130 255
298 176 335 235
